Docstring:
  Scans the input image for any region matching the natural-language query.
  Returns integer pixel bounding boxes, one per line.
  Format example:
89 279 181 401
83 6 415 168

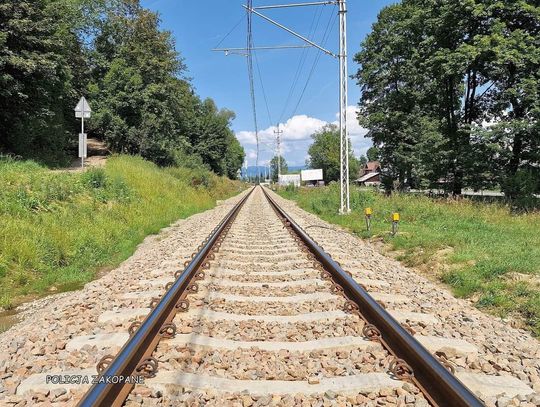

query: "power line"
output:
254 48 273 127
214 15 245 49
248 4 333 168
290 5 337 118
236 1 351 211
255 8 325 170
278 6 323 124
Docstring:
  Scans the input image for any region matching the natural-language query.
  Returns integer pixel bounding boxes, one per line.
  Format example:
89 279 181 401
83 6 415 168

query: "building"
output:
361 161 380 175
300 169 324 186
356 161 381 186
278 174 301 187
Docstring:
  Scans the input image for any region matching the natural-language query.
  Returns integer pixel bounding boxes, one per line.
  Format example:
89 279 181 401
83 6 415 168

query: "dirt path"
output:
59 138 109 172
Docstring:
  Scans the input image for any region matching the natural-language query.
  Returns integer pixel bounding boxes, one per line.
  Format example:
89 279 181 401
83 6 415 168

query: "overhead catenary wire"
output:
251 7 323 161
214 14 245 50
233 2 342 181
246 0 260 181
253 47 273 127
290 5 337 118
216 1 350 212
254 5 335 167
278 6 323 124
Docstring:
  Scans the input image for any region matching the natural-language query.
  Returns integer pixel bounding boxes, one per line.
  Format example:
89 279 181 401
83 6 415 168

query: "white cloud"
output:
331 106 371 157
281 115 328 140
237 106 371 166
236 114 327 145
333 106 369 139
246 149 258 159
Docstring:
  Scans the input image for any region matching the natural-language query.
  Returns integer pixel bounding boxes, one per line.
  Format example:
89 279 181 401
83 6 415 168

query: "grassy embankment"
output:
279 183 540 336
0 155 244 309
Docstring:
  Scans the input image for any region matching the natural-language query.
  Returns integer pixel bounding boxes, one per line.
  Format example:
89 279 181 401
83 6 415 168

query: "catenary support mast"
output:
338 0 350 213
220 1 350 212
274 124 283 181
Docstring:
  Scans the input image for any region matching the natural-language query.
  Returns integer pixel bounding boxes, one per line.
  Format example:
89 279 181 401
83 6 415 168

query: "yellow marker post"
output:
364 208 373 232
391 212 400 236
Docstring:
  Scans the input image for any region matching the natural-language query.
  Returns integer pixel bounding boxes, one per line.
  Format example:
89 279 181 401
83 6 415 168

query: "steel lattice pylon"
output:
338 0 350 213
217 0 350 213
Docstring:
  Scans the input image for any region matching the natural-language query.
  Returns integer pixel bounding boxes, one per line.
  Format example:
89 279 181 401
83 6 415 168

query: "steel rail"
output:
76 187 254 407
261 187 484 407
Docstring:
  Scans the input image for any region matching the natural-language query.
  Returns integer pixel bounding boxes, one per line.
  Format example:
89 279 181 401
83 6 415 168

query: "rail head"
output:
261 187 484 407
76 187 254 407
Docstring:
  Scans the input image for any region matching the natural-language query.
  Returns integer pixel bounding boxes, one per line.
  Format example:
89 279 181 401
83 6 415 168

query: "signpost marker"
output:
365 208 373 232
392 212 400 236
75 97 92 168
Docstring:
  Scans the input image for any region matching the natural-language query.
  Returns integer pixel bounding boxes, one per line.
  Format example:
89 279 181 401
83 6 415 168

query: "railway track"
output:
5 186 539 406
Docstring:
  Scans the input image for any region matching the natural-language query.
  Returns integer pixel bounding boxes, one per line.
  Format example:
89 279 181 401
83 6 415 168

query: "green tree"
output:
270 155 288 182
358 155 367 167
224 133 245 180
355 0 540 199
0 0 245 177
366 146 379 162
355 3 438 191
307 124 359 184
195 100 231 174
88 0 187 165
0 0 82 164
479 1 540 199
87 0 245 175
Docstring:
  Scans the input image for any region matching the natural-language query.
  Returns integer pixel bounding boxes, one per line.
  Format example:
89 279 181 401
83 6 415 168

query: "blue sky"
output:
141 0 396 166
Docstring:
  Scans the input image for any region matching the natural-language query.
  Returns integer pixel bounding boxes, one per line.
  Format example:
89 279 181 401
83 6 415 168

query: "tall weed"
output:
0 155 243 308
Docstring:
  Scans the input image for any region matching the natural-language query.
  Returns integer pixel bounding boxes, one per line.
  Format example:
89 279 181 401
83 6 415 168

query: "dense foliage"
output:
359 146 380 167
355 0 540 204
307 124 360 184
0 0 244 176
0 0 80 163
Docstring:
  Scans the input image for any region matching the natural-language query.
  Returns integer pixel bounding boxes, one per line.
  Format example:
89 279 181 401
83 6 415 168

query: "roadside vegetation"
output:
355 0 539 207
0 155 244 309
0 0 244 175
279 184 540 336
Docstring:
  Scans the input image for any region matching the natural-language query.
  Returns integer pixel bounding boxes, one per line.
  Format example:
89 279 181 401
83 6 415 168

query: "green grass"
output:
278 183 540 336
0 155 244 309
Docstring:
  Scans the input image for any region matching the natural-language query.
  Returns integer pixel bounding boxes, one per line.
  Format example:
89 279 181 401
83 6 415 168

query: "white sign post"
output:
78 133 87 160
75 97 91 168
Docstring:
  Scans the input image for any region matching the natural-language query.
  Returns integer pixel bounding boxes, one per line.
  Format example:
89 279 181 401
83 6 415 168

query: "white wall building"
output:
301 169 323 182
278 174 301 187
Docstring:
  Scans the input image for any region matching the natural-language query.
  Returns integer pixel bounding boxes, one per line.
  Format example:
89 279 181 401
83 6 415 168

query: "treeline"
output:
355 0 539 205
0 0 244 178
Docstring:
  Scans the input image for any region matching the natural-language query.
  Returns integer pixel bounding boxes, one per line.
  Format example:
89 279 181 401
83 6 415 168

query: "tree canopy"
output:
366 146 380 162
0 0 81 163
307 124 360 184
0 0 244 178
355 0 540 204
270 155 288 182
